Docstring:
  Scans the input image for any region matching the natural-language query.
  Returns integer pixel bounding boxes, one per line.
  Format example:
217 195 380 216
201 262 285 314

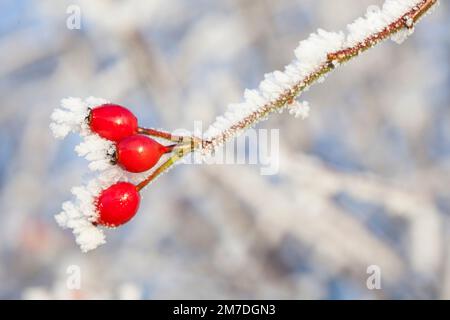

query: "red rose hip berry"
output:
96 182 140 227
89 104 138 142
116 135 171 173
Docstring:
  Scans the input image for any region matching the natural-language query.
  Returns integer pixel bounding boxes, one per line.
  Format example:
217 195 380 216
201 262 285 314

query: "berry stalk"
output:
137 126 204 148
135 151 185 191
137 127 182 142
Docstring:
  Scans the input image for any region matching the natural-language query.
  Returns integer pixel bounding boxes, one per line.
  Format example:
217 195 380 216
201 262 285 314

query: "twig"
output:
203 0 438 152
136 0 438 190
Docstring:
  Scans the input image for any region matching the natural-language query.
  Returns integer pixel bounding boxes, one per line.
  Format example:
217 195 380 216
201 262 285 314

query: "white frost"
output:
50 97 90 139
54 165 136 252
204 0 424 144
50 96 109 139
289 101 310 120
55 181 105 253
51 97 117 173
75 135 116 171
390 27 415 44
50 97 120 252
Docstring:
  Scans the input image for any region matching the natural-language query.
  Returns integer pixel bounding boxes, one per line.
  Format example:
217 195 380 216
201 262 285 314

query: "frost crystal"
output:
55 182 105 253
75 135 116 171
390 27 415 44
51 97 118 174
50 96 109 138
54 162 144 252
50 98 111 252
50 97 90 139
289 101 310 120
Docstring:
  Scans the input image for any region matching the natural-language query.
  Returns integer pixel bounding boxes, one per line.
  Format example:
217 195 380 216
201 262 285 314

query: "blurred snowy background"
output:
0 0 449 299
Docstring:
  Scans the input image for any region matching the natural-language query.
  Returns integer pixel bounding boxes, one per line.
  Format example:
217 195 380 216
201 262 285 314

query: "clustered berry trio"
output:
88 104 173 228
50 96 197 253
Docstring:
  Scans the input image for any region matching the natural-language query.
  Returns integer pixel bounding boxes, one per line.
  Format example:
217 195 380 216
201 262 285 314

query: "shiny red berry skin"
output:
116 135 168 173
96 182 140 227
90 104 138 142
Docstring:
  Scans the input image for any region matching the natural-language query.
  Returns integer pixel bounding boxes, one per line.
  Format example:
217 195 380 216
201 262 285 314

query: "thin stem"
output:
135 144 193 191
412 0 437 22
137 127 183 142
138 126 204 148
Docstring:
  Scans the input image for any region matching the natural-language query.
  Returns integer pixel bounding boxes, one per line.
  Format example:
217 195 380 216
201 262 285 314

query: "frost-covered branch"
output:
50 0 438 252
137 0 439 188
202 0 438 152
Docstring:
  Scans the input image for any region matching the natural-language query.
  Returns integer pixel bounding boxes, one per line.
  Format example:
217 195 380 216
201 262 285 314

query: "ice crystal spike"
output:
289 101 310 120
